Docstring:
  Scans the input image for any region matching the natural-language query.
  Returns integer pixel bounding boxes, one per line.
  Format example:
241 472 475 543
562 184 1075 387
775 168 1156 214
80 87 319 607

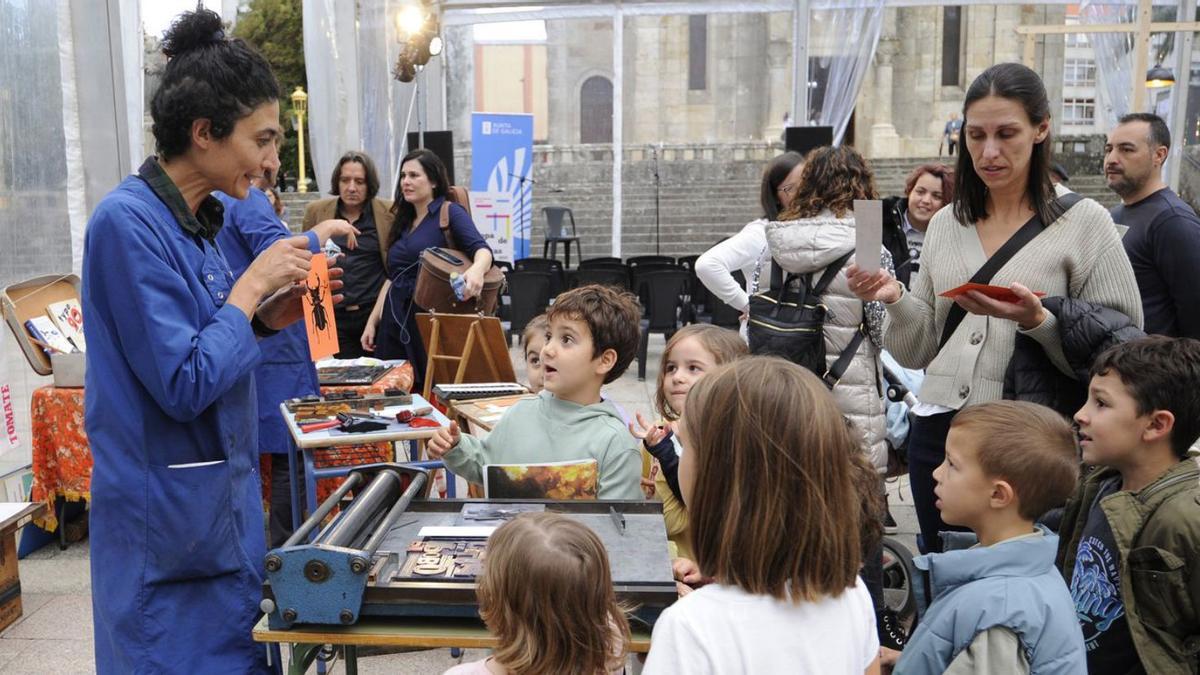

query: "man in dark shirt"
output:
303 151 394 357
1106 113 1200 339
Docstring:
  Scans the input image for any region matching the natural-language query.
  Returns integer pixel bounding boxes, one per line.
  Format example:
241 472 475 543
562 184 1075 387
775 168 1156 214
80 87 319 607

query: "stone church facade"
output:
534 6 1069 158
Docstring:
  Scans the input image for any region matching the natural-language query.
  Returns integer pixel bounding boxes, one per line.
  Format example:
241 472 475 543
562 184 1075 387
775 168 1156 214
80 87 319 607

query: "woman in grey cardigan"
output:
847 63 1142 554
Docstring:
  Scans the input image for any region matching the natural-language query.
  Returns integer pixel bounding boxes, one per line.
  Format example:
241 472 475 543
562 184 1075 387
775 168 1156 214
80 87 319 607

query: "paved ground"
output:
0 334 920 673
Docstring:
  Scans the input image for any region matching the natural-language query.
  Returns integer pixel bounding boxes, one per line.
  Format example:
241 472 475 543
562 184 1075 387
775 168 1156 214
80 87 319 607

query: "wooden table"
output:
252 614 652 674
448 393 537 434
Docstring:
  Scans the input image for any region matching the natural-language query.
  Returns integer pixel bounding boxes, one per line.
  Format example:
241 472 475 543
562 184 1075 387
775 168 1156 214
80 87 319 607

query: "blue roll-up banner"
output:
471 113 534 260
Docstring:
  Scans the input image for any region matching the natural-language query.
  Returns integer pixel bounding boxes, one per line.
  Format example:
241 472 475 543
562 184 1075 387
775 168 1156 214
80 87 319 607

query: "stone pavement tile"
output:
19 546 91 595
0 636 35 671
0 638 93 674
0 594 55 639
3 594 92 641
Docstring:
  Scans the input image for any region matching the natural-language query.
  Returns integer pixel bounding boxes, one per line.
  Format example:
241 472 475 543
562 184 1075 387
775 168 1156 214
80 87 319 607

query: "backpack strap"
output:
823 322 867 389
811 250 855 296
937 192 1084 350
437 197 458 251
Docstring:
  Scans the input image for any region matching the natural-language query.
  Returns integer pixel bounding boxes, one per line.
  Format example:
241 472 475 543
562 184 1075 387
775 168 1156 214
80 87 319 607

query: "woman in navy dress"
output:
362 149 493 389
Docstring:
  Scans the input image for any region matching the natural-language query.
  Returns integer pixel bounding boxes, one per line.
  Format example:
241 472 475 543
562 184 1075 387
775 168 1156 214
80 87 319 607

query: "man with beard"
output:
1105 113 1200 339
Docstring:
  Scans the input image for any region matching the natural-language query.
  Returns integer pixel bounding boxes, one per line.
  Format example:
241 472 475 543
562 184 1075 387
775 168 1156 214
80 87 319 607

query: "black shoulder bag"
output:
937 193 1083 350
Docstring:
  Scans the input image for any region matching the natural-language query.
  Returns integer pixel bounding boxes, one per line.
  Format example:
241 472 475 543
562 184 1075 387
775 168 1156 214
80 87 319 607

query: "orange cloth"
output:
29 386 90 532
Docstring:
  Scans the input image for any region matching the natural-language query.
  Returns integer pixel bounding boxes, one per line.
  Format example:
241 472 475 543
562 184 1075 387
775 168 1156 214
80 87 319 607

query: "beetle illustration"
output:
306 278 328 333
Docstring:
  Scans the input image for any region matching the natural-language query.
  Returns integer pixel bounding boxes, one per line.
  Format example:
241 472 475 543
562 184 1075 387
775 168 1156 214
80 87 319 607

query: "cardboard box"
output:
2 275 83 377
0 503 47 632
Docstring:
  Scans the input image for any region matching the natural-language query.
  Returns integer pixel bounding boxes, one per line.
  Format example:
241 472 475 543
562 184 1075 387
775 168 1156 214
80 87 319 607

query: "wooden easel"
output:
417 313 516 402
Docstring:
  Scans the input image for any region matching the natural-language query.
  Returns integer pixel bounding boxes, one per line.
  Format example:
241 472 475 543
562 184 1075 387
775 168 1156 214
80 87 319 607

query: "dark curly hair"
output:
779 145 877 220
150 8 280 160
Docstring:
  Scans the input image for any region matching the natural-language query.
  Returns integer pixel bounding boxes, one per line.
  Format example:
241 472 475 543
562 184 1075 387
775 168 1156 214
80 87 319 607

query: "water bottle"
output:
450 272 467 301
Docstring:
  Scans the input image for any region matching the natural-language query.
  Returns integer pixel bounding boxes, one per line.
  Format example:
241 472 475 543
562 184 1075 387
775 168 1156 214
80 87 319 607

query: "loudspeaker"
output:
407 130 456 186
785 126 834 157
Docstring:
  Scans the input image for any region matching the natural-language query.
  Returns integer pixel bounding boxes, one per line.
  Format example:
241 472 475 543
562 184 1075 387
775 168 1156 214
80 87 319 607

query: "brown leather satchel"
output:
413 187 504 315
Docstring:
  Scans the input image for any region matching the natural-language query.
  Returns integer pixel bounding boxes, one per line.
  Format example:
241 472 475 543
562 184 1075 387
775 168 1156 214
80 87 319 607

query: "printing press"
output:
260 463 678 631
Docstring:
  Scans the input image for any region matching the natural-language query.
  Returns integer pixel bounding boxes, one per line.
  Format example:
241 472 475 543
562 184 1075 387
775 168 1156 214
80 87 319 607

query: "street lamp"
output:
290 86 309 193
1146 63 1176 89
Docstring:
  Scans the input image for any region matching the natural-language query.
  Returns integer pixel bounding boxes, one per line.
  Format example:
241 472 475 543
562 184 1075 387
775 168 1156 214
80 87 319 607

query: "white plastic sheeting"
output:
1081 0 1138 127
809 0 887 143
302 0 362 195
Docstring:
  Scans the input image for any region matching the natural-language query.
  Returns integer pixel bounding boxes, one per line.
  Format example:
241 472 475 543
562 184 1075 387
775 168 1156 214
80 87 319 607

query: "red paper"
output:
302 254 340 360
939 283 1046 304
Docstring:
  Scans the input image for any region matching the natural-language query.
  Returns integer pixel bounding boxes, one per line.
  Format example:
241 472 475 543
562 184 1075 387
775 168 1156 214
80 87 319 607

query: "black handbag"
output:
748 250 864 388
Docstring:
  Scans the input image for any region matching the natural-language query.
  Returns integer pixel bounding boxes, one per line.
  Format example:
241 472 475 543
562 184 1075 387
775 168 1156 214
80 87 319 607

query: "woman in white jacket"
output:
695 151 805 337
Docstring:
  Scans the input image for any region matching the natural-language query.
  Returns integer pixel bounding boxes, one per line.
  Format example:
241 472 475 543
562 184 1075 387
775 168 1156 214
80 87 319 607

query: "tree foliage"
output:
233 0 312 189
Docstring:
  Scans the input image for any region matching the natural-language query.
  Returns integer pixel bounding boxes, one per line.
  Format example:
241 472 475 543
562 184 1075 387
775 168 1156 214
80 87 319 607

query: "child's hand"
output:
426 421 461 459
672 557 704 597
629 411 668 448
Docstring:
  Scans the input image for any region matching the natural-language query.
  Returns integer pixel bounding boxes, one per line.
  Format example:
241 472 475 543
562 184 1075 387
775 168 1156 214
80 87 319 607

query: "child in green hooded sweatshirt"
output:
428 284 644 500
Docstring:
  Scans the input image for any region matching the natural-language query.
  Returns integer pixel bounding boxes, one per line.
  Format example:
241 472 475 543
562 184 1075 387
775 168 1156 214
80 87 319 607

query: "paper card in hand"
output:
853 199 883 274
302 254 339 360
939 282 1046 304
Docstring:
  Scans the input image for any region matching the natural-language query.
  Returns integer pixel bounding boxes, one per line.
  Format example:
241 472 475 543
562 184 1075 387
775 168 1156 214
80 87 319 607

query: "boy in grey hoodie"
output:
428 285 644 499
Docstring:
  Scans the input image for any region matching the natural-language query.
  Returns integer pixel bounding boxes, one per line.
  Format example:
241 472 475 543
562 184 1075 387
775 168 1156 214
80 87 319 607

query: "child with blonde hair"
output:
644 356 880 673
444 512 631 675
520 314 550 393
631 324 747 560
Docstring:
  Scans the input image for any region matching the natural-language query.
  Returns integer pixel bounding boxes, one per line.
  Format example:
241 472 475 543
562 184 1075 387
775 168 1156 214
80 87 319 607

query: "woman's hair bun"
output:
161 7 226 59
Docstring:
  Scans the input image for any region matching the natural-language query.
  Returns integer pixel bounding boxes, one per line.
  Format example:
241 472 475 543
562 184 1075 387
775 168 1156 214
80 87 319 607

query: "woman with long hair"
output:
362 148 493 387
848 63 1142 555
695 151 805 337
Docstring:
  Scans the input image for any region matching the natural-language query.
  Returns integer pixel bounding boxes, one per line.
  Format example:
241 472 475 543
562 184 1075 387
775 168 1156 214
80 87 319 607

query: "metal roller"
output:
316 469 403 549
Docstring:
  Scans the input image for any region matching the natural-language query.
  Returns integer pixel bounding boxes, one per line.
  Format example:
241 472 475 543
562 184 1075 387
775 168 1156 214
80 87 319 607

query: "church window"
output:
689 15 708 91
941 7 963 87
580 76 614 144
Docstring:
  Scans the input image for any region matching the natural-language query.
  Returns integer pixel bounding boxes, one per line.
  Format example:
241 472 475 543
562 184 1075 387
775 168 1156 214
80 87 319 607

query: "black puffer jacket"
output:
1003 297 1145 417
881 196 912 287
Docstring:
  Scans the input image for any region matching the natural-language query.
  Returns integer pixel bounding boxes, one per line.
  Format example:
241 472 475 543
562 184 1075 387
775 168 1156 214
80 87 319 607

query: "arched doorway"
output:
580 76 613 144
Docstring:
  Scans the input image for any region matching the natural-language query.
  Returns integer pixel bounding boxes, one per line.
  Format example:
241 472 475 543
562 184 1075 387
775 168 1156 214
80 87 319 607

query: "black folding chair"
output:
634 269 690 380
578 257 623 269
514 257 565 298
707 270 745 329
504 270 553 345
569 267 629 291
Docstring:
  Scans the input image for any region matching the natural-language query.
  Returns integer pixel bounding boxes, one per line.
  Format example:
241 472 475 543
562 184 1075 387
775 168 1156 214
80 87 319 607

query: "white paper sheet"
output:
854 199 883 274
0 502 33 524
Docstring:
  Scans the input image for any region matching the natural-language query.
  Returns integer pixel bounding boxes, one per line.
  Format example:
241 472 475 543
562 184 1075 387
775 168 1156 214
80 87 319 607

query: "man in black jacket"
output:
1105 113 1200 339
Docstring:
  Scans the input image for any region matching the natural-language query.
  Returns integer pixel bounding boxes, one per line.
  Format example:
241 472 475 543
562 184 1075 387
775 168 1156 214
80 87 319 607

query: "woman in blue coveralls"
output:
361 149 493 390
215 181 358 548
81 10 341 673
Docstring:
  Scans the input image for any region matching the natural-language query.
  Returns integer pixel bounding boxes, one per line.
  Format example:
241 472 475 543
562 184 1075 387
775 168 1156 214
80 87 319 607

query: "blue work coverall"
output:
83 164 306 673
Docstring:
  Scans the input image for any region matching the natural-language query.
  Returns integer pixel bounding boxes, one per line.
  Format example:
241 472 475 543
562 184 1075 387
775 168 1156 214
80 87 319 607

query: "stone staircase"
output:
279 191 323 233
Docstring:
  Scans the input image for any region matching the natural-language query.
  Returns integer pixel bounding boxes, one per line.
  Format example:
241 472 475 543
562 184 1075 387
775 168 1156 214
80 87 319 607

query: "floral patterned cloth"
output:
31 364 413 532
29 386 89 532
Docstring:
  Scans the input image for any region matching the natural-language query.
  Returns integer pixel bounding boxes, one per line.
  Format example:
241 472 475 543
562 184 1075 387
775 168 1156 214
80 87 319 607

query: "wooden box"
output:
0 503 47 633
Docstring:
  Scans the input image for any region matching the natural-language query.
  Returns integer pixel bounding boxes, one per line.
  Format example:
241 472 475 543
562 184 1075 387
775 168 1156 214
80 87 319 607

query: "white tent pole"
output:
1167 0 1195 190
791 0 810 127
612 8 624 258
